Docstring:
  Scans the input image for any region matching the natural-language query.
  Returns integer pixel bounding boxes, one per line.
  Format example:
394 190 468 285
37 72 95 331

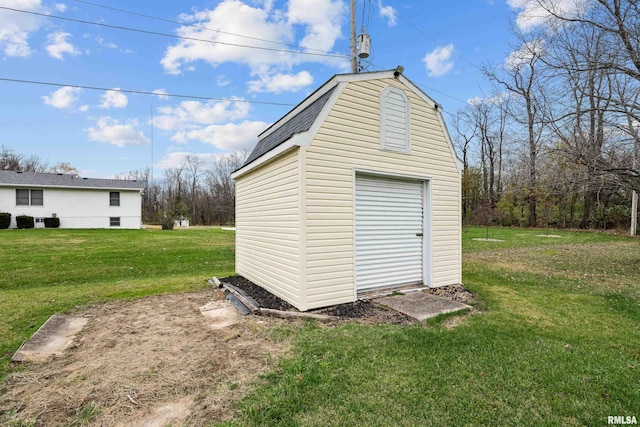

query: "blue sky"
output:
0 0 535 178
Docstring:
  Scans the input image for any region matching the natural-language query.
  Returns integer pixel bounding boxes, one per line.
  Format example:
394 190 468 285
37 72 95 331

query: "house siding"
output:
0 187 142 229
304 78 461 309
235 148 301 308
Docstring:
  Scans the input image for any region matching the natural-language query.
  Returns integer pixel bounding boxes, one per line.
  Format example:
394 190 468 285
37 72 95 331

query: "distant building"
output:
0 170 144 229
174 217 189 228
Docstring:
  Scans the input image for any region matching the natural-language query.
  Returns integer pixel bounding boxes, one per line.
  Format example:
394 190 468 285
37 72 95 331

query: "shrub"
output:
0 212 10 229
44 217 60 228
16 215 34 229
161 217 174 230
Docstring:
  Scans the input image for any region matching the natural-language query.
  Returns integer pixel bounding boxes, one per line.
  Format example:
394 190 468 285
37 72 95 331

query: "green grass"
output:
2 226 639 426
224 226 640 426
0 227 234 378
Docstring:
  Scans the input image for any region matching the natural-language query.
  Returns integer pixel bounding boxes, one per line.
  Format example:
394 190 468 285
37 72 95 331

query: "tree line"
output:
116 154 244 226
453 0 639 232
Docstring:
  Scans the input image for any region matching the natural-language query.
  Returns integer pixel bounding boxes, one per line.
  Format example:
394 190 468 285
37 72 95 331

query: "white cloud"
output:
160 0 347 92
161 0 292 75
86 117 149 147
247 70 313 93
152 89 170 100
0 0 45 57
154 98 251 132
79 104 89 112
423 44 454 77
96 35 117 49
505 39 544 70
42 86 81 109
54 3 66 12
507 0 588 32
45 31 81 60
155 151 230 170
217 75 231 87
287 0 346 52
99 88 128 109
172 120 268 151
376 0 396 26
467 92 509 106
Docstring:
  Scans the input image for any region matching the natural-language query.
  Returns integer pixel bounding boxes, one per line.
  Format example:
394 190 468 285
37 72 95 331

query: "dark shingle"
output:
242 85 337 167
0 170 145 190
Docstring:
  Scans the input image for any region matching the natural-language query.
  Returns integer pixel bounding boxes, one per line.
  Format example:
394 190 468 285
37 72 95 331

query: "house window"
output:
35 218 45 223
110 217 121 227
16 189 44 206
380 86 410 153
110 192 120 206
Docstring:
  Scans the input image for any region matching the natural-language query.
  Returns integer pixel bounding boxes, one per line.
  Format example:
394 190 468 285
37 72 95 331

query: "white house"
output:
0 170 145 229
232 69 463 311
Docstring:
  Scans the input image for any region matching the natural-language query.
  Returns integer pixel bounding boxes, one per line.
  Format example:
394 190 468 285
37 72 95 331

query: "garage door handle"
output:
416 233 423 237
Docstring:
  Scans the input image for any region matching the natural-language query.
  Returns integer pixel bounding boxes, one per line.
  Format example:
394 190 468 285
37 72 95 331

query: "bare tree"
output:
486 36 549 226
0 145 49 172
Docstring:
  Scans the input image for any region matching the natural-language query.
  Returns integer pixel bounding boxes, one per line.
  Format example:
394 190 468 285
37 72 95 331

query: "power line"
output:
0 77 296 106
414 82 473 106
392 11 484 72
70 0 337 55
0 6 347 59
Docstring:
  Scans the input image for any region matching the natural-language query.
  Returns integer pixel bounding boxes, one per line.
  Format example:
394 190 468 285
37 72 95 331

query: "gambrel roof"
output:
233 69 462 179
243 86 337 167
0 170 145 191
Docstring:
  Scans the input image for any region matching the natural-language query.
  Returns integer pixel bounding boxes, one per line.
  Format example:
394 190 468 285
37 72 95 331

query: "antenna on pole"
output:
350 0 357 73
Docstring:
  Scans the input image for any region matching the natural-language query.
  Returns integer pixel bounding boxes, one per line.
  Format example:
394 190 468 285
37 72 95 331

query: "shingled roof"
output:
242 85 337 167
0 170 145 190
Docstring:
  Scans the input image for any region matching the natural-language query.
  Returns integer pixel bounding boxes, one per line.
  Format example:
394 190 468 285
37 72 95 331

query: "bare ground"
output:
0 289 291 427
0 281 476 426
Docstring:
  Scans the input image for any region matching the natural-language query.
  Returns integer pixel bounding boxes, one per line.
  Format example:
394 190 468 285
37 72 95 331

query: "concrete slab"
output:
199 300 243 329
12 314 88 362
375 292 471 321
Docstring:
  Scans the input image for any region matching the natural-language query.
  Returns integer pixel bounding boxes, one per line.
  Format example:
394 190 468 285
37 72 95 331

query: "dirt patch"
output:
1 280 477 425
0 290 290 427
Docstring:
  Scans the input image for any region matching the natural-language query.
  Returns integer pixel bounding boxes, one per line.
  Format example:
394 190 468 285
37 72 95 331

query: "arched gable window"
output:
380 86 410 153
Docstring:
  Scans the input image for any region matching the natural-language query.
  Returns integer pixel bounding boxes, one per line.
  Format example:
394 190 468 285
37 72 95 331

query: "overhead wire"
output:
392 11 484 72
0 77 296 106
0 6 347 59
70 0 337 55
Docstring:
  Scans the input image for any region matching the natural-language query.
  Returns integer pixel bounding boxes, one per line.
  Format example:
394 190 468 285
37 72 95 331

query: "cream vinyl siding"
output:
235 148 301 307
304 78 461 308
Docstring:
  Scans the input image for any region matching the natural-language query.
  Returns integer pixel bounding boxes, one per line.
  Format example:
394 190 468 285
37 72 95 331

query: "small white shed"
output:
232 70 463 311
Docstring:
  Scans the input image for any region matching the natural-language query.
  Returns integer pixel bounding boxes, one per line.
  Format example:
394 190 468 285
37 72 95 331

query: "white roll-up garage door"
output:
355 174 424 292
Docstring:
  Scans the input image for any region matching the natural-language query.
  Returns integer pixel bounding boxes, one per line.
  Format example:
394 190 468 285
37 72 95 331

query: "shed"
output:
231 70 463 311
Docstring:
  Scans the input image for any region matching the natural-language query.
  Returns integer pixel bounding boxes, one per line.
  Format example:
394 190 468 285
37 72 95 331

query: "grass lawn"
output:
1 226 639 426
0 227 235 378
226 227 640 426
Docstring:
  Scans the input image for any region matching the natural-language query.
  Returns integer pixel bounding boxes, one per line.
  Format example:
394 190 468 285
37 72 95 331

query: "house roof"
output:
233 69 462 178
0 170 145 190
242 85 337 168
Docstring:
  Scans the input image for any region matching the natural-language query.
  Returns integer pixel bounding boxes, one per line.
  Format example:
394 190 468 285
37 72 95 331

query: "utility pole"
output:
632 140 638 236
632 191 638 236
350 0 357 73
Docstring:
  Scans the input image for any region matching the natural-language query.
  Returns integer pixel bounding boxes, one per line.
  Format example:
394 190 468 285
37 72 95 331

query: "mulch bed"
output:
219 276 476 325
